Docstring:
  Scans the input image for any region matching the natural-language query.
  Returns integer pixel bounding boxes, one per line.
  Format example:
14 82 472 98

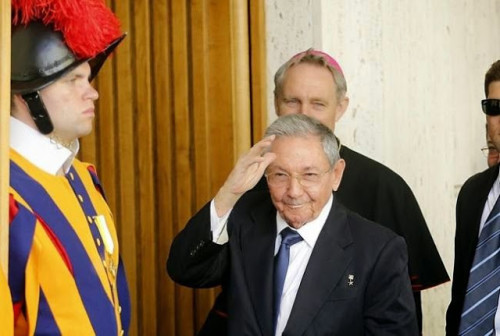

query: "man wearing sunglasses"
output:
482 124 500 168
446 60 500 335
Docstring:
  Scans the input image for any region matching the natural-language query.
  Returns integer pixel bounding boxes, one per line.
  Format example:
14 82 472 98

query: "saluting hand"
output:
214 135 276 216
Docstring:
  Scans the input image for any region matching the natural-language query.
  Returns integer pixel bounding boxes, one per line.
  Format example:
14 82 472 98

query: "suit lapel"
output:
284 198 353 336
241 198 276 336
470 166 499 238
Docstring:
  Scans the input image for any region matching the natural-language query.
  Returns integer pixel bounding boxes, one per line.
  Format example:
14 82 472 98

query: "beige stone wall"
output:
266 0 500 334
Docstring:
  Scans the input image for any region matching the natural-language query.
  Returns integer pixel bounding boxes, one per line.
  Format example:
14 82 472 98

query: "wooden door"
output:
79 0 266 334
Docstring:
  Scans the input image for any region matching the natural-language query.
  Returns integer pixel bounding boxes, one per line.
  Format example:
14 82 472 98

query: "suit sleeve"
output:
445 189 465 335
364 236 419 336
446 178 482 335
166 201 229 288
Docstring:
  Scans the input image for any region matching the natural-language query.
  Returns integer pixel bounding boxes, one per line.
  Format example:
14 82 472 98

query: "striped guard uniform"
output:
9 149 130 335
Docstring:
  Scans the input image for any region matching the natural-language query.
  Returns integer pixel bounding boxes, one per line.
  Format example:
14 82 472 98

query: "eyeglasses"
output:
482 99 500 116
481 146 499 158
265 169 331 188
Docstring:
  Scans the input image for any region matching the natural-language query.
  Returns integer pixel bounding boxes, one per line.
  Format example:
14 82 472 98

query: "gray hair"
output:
274 49 347 101
264 114 340 166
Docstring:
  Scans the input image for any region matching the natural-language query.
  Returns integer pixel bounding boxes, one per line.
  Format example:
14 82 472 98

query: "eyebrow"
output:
60 71 83 80
268 165 321 172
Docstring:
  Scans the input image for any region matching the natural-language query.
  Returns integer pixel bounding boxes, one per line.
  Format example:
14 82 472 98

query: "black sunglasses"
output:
482 99 500 116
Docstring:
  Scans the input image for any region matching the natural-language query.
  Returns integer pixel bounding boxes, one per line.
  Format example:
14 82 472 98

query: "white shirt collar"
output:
275 194 333 248
10 116 79 175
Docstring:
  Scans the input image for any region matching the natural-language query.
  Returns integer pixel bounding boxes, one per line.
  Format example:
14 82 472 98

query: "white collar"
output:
275 194 333 248
10 116 79 175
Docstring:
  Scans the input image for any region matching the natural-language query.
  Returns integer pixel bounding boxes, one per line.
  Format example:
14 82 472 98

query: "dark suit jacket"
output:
168 191 418 335
446 164 499 335
190 145 448 335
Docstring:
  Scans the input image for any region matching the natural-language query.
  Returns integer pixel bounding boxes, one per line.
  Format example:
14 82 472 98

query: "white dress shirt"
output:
10 116 78 175
210 194 333 336
479 169 500 335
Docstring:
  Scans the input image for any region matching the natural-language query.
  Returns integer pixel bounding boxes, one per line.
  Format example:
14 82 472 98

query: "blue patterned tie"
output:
459 195 500 335
273 227 303 331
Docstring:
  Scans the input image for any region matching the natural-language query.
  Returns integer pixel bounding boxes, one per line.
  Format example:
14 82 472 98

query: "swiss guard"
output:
8 0 130 334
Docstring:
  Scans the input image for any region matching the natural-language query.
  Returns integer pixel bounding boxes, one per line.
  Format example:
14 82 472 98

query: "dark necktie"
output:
459 195 500 335
273 227 303 332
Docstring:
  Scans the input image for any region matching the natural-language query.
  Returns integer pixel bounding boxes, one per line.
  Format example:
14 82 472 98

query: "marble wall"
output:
265 0 500 333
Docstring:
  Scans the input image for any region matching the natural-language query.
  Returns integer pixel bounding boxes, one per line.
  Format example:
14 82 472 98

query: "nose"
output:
286 175 304 197
298 104 311 116
86 83 99 101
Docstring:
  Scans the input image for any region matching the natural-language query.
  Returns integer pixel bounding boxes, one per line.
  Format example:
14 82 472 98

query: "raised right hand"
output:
214 135 276 216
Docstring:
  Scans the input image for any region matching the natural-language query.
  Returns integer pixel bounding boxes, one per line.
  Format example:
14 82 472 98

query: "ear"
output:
331 158 345 191
11 94 28 116
10 94 38 129
334 95 349 122
12 94 25 107
274 92 281 117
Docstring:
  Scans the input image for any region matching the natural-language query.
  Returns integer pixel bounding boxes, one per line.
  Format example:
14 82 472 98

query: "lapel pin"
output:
348 274 354 286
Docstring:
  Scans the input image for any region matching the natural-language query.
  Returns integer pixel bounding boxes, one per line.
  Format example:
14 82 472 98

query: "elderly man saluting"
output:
168 114 418 335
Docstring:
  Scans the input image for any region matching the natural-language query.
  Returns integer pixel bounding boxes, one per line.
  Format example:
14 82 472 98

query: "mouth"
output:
285 203 304 209
83 108 95 116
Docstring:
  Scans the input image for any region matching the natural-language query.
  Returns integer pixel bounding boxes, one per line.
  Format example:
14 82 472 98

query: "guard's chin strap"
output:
21 91 54 135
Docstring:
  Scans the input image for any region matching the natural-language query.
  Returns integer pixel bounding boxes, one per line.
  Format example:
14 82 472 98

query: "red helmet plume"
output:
12 0 122 58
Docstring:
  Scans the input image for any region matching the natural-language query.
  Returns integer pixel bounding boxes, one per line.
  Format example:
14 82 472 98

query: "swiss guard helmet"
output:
11 0 126 134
